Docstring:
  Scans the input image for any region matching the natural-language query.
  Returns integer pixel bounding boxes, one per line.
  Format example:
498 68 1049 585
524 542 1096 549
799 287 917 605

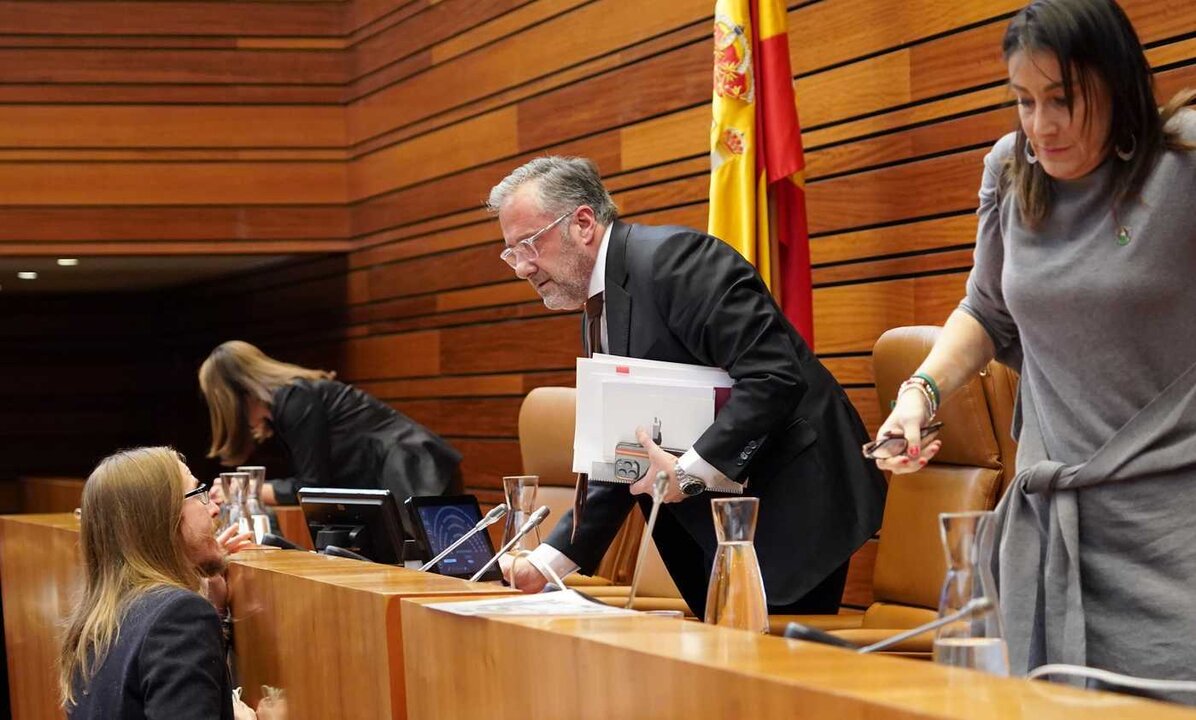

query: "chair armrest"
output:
592 594 695 615
768 610 865 635
564 574 613 587
831 627 935 656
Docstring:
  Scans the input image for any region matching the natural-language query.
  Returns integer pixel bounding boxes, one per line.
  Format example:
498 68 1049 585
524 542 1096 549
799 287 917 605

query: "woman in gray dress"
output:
872 0 1196 695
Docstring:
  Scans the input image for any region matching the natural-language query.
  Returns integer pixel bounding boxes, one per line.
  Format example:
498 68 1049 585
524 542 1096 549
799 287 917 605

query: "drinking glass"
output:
501 475 540 554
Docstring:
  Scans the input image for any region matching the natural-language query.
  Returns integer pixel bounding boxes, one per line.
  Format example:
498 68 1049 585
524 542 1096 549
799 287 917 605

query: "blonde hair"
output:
59 447 202 707
198 340 333 464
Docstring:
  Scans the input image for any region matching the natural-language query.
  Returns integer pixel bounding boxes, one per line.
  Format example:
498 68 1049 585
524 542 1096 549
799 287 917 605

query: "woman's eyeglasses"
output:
184 479 212 505
862 421 944 460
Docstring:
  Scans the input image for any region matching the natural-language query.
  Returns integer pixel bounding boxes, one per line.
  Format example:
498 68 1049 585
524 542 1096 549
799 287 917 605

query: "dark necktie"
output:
584 292 604 358
574 291 605 539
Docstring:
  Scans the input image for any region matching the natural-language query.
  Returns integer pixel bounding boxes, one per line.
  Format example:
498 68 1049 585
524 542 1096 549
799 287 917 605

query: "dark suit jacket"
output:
67 586 233 720
545 221 886 614
269 378 462 505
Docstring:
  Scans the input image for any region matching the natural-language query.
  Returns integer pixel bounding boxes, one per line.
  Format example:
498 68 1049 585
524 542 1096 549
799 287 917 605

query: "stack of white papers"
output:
574 354 733 477
425 590 639 617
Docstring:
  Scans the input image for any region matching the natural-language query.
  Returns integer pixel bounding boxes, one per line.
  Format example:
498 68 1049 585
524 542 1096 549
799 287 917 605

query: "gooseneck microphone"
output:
469 505 551 582
260 533 304 551
784 597 995 653
625 471 670 609
856 597 994 654
419 503 509 572
784 597 996 653
322 545 372 563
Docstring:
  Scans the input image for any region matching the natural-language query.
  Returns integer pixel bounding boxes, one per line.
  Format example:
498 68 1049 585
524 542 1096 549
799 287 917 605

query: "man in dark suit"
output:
488 156 885 616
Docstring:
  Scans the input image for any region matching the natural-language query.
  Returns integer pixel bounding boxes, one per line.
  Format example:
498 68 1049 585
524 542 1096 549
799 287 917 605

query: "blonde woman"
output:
199 341 461 505
59 447 255 719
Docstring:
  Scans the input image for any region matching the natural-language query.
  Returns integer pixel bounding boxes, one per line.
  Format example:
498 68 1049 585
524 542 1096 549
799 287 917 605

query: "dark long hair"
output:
1001 0 1194 225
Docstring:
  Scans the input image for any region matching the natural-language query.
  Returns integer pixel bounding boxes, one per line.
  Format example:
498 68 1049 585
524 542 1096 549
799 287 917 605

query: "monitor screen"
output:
405 495 502 581
297 487 408 565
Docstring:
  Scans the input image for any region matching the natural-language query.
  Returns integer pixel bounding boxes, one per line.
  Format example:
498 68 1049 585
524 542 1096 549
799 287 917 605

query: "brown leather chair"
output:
516 387 692 613
768 326 1019 653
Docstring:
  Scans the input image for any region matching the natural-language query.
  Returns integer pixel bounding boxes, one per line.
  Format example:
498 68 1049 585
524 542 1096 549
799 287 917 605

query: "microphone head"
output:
519 505 551 531
482 503 509 525
966 597 995 615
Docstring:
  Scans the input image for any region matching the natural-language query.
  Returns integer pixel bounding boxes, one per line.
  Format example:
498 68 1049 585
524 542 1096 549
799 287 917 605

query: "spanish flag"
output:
708 0 813 346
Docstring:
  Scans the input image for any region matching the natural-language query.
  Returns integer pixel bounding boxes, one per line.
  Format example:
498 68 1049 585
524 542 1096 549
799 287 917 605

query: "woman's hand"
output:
872 389 942 474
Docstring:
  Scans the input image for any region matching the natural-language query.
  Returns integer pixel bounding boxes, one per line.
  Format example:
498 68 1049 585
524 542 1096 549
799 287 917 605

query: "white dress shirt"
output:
525 222 731 584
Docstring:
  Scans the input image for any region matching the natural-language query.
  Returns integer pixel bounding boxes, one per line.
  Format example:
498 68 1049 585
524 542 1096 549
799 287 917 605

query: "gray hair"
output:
486 156 618 225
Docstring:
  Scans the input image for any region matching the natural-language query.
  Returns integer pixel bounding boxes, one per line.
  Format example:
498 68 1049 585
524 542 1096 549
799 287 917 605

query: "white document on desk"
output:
573 354 733 474
425 590 638 617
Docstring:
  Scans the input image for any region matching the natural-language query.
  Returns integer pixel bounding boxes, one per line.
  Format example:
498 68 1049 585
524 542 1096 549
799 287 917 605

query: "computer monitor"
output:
404 494 502 581
297 487 409 564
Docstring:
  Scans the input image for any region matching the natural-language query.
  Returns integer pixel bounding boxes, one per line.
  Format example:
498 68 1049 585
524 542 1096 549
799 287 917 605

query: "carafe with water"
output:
933 511 1009 675
237 465 271 543
704 497 768 633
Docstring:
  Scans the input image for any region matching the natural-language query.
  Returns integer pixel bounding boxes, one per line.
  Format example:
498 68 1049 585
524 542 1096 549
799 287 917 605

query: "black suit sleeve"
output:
652 232 807 481
543 480 637 574
269 382 334 505
139 592 231 720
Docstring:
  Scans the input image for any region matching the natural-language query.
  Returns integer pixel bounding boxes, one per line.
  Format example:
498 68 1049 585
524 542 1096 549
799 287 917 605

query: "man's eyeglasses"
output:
184 479 212 505
499 211 572 269
862 421 944 460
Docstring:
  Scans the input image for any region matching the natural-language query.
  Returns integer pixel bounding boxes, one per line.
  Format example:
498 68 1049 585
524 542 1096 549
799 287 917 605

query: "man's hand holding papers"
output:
628 426 687 503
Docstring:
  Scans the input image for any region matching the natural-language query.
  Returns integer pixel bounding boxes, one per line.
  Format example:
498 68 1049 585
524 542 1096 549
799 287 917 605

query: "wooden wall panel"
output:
325 0 1196 519
3 0 1195 613
0 3 346 36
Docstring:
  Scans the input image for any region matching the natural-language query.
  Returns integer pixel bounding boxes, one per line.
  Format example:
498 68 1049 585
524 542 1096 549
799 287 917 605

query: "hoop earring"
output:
1115 136 1136 162
1024 141 1038 165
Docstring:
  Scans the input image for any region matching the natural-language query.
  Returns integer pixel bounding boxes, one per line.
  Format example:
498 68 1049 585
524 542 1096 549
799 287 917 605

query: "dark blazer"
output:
269 378 462 505
67 586 233 720
545 221 886 614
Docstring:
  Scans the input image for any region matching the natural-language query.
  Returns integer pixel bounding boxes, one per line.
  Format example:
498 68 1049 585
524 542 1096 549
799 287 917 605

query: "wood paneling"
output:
0 3 346 37
3 0 1195 619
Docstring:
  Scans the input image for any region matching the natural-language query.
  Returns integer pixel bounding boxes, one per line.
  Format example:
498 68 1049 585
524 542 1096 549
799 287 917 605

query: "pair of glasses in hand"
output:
862 421 944 460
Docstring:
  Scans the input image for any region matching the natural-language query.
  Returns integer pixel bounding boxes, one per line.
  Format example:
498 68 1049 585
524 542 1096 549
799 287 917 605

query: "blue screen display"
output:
417 504 493 576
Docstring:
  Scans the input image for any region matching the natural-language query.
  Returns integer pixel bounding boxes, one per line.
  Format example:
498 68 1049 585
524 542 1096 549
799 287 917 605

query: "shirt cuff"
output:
678 448 731 485
526 543 579 586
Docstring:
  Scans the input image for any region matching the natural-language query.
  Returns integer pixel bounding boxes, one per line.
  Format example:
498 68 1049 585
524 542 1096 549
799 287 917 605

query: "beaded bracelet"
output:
898 378 938 418
912 371 941 407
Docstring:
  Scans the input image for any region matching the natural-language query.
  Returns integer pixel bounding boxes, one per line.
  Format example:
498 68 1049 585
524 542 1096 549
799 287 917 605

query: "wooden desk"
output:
0 514 82 720
401 599 1196 720
0 514 515 720
225 549 516 720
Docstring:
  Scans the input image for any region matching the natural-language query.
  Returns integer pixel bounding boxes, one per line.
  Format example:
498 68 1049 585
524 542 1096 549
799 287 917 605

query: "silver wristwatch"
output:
676 463 707 497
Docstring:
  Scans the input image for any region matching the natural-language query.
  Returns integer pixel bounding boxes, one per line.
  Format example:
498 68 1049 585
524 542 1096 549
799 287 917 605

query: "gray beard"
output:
539 234 595 310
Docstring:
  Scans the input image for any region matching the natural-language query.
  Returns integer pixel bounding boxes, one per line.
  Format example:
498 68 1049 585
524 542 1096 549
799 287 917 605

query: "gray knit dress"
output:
959 109 1196 694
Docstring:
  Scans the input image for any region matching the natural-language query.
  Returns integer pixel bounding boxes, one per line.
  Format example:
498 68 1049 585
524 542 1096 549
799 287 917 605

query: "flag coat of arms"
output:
708 0 814 346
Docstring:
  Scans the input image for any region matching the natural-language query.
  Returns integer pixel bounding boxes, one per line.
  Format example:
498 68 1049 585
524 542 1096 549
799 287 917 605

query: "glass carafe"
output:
217 472 244 533
933 511 1009 675
237 465 271 543
219 471 251 536
704 497 768 633
501 475 540 555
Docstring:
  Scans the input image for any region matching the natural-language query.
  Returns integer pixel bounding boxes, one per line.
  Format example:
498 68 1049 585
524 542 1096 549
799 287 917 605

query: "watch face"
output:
680 479 705 496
